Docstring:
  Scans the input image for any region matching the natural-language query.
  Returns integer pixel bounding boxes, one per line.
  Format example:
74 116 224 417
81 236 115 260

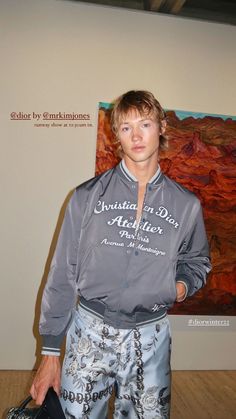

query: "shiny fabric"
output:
60 306 171 419
40 162 211 352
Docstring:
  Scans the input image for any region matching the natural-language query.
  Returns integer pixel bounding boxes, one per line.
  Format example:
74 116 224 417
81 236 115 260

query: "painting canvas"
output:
96 102 236 315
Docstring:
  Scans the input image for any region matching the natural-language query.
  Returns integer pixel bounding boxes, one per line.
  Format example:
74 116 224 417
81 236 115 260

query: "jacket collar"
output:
117 159 163 185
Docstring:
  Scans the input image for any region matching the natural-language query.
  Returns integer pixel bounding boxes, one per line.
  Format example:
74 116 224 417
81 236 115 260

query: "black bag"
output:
6 387 65 419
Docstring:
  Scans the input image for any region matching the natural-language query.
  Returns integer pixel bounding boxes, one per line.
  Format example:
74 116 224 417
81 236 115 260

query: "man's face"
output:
117 110 162 165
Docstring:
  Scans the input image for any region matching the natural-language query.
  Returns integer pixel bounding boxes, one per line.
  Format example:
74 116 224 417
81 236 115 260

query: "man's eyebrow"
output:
120 118 153 124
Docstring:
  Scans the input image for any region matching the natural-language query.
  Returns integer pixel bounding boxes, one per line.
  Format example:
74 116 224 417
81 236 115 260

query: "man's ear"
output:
160 119 167 135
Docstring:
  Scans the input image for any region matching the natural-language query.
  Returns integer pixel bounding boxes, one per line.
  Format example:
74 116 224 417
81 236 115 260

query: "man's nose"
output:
131 126 142 141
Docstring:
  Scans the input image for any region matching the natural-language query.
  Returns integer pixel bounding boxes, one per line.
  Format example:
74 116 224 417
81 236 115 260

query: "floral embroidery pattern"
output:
61 309 171 418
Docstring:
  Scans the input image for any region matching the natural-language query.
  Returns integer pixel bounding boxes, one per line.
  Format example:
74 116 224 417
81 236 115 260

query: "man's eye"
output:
143 123 150 128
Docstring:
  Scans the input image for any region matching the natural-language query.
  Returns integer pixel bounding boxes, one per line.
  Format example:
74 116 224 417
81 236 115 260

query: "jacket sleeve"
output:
39 189 82 355
175 200 212 297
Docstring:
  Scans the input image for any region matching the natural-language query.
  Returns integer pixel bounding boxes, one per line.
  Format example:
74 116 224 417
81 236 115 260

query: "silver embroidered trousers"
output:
60 305 171 419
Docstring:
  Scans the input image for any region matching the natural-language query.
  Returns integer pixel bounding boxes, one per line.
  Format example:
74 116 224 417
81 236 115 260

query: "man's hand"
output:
30 355 61 405
176 281 187 302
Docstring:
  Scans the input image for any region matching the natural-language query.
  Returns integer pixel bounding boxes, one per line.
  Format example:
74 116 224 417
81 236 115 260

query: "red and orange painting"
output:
96 102 236 315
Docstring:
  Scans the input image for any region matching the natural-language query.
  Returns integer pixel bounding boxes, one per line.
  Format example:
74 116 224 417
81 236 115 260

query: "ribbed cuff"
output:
41 331 65 355
41 346 61 356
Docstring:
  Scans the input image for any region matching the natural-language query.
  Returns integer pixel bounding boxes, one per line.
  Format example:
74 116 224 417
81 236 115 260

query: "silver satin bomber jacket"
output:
39 161 211 352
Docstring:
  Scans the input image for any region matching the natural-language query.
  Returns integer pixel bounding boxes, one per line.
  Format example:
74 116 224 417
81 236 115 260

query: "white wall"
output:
0 0 235 369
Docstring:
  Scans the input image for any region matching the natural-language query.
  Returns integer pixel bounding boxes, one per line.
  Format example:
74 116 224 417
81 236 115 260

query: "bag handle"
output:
18 395 33 410
18 395 45 418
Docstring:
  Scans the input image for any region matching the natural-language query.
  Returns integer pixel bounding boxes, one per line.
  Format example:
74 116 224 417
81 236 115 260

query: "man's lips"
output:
131 145 145 151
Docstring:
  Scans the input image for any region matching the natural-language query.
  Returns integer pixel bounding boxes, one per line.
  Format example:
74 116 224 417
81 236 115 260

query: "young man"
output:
30 91 211 418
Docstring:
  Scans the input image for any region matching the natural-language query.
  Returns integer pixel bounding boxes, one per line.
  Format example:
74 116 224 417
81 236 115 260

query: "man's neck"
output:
123 157 159 187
